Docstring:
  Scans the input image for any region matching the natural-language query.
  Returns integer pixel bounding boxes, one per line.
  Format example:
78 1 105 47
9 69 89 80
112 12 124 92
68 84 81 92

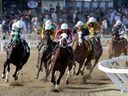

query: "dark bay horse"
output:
2 39 30 82
49 33 73 91
35 31 56 81
72 31 102 76
109 36 128 65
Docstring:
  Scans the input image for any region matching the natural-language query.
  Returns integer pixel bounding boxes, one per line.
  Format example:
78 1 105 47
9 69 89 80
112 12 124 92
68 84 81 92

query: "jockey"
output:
41 20 56 39
73 21 91 50
112 20 126 39
73 21 90 40
37 23 55 51
85 17 100 42
54 23 72 44
39 20 56 38
12 20 27 39
6 17 28 52
51 23 74 59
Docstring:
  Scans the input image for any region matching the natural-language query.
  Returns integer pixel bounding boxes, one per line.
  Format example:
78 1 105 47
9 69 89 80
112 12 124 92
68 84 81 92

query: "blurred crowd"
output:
0 4 128 40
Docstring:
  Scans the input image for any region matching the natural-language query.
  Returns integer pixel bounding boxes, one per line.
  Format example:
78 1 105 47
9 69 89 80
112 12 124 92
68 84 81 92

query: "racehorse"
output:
72 31 102 77
2 36 30 82
108 36 128 65
35 31 56 81
49 33 74 91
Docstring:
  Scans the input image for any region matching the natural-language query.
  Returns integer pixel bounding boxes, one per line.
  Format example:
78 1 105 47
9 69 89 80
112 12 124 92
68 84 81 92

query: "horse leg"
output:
48 61 55 77
13 66 20 80
55 71 65 91
44 62 49 81
35 56 43 79
108 44 113 59
81 54 92 75
2 60 9 79
88 57 99 77
36 54 40 69
51 70 56 85
5 63 10 82
76 62 83 76
71 61 76 75
66 62 73 84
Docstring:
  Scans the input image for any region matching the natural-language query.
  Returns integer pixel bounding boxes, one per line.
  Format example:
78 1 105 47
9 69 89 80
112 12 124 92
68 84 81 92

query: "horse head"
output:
59 33 68 48
43 30 53 49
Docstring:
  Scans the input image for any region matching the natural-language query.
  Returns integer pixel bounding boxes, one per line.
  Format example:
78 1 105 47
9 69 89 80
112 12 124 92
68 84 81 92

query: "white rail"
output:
98 56 128 93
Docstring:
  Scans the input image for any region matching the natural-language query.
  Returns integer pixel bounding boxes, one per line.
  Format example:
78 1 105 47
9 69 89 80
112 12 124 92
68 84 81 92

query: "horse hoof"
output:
14 76 18 80
34 76 38 79
81 71 84 75
66 80 69 85
76 72 79 76
53 89 59 92
5 79 9 83
54 89 59 92
2 74 5 79
51 80 56 84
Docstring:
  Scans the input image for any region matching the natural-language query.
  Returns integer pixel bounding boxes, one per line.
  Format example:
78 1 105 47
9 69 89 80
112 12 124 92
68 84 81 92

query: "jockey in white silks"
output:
112 20 127 39
11 20 27 39
8 19 29 52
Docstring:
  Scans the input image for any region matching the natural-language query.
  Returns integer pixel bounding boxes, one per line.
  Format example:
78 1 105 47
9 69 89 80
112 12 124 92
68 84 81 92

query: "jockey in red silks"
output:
54 23 72 43
51 23 74 60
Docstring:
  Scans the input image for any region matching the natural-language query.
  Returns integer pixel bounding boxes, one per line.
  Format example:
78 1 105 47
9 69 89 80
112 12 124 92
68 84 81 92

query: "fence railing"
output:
98 56 128 93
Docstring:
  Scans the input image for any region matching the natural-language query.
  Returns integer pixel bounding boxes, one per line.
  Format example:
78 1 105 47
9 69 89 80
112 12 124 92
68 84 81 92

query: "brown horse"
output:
72 31 102 76
108 37 128 65
35 31 55 81
49 33 73 91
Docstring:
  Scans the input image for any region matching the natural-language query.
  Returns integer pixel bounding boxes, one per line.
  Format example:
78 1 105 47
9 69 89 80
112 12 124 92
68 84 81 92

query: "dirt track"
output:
0 49 127 96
